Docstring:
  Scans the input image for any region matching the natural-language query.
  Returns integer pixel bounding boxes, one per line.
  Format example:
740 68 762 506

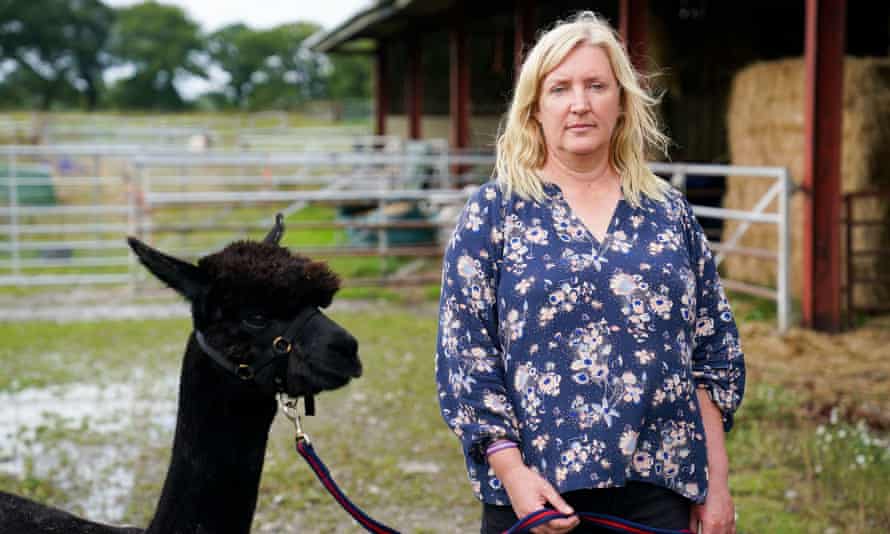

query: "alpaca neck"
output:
146 339 277 534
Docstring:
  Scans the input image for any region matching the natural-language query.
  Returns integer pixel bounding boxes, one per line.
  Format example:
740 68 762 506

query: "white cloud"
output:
103 0 371 32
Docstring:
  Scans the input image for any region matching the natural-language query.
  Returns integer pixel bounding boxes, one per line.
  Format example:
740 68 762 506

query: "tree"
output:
206 23 253 108
0 0 114 110
69 0 115 109
207 21 326 110
107 1 204 109
251 22 326 109
325 51 372 101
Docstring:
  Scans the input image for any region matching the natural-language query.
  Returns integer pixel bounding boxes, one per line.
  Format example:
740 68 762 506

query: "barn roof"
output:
306 0 457 53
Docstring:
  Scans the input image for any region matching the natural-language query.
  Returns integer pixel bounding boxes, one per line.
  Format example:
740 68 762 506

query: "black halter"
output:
194 306 319 414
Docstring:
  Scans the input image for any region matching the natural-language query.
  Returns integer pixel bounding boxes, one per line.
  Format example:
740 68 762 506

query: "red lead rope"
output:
295 436 694 534
295 438 400 534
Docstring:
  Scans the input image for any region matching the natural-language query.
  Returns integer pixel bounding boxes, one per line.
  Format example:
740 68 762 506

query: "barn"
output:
308 0 890 332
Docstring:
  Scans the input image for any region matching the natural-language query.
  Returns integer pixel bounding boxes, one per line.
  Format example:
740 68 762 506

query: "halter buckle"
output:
236 363 254 380
272 336 292 354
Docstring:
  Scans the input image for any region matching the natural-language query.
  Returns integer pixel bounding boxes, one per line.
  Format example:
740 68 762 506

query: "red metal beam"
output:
374 41 388 136
405 35 423 139
619 0 649 73
450 23 470 150
803 0 846 331
513 0 536 76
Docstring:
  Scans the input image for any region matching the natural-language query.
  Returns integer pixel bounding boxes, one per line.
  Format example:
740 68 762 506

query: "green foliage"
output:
105 1 204 109
0 0 114 109
0 1 371 111
207 21 326 110
325 51 372 101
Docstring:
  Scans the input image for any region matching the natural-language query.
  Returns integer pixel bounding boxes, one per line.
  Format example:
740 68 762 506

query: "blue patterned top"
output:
435 180 745 505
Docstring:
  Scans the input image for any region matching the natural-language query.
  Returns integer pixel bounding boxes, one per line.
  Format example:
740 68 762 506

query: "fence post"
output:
778 168 791 333
8 150 20 277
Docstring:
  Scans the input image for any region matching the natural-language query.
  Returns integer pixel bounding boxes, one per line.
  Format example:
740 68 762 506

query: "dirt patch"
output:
740 314 890 429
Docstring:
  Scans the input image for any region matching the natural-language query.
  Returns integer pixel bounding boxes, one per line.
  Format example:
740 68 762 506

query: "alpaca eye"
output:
242 315 268 330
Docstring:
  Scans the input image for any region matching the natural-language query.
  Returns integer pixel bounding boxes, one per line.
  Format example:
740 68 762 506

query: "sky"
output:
104 0 372 33
102 0 372 98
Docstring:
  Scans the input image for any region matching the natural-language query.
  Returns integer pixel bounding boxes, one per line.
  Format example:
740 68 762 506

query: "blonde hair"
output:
495 11 670 208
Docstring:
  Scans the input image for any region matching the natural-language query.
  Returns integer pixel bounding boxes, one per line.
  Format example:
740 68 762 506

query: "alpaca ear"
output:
127 237 209 301
263 213 285 245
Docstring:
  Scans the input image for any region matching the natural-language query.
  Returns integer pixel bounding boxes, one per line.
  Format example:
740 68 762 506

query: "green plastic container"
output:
0 165 56 205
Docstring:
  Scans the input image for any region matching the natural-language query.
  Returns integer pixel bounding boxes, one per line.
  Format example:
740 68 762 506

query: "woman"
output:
435 11 745 534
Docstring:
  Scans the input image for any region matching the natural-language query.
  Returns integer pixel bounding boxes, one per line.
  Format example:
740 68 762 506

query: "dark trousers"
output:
480 481 692 533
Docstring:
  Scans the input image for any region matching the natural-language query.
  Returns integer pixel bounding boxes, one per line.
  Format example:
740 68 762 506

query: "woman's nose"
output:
569 88 590 113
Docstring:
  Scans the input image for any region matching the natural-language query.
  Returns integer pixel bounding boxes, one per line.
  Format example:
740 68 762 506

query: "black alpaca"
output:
0 217 362 534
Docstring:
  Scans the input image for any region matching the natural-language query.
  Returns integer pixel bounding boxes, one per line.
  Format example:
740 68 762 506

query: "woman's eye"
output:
551 86 565 93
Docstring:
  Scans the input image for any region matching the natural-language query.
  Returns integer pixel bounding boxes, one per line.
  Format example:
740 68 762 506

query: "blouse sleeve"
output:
679 194 746 433
436 183 521 464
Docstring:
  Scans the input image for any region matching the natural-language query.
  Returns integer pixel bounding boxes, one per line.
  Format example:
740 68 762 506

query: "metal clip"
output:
277 393 310 443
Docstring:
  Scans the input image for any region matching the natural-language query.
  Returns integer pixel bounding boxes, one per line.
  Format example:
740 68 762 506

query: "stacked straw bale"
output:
725 57 890 309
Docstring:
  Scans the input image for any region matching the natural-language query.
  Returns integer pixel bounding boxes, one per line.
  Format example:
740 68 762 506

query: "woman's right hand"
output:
497 463 580 534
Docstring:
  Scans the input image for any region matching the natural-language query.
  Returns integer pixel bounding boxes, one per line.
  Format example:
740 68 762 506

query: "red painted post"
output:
406 35 423 139
514 0 537 76
803 0 846 332
374 41 388 136
619 0 649 73
450 23 470 150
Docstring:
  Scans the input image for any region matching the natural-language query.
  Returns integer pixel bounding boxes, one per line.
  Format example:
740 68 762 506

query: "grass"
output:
726 290 779 323
1 308 889 532
728 384 890 532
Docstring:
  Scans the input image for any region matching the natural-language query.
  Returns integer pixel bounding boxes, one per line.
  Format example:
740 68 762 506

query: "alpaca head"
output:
127 215 362 398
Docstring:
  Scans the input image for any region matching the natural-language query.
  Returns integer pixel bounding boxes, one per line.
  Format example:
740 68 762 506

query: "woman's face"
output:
535 44 622 163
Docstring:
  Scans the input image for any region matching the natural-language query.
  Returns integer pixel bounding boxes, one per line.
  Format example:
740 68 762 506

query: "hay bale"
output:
725 57 890 309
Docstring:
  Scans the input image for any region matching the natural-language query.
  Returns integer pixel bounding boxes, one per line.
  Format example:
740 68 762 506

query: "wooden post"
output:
514 0 537 76
803 0 846 331
405 34 423 139
374 41 388 136
619 0 648 73
450 22 470 150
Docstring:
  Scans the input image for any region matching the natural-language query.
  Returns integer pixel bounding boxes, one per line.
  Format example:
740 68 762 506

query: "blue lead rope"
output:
294 435 694 534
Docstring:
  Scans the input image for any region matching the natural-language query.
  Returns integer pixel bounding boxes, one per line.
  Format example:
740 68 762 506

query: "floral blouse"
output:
435 180 745 505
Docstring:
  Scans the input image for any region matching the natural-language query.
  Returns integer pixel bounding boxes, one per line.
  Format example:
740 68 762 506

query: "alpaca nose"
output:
344 336 358 357
345 336 362 378
332 335 362 377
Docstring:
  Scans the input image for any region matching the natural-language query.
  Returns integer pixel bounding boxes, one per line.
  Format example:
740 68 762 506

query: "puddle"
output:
0 373 178 522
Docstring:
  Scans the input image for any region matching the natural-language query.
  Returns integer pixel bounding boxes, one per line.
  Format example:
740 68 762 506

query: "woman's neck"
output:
539 151 620 197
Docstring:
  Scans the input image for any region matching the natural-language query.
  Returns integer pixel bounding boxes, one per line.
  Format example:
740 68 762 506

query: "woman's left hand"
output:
689 484 735 534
